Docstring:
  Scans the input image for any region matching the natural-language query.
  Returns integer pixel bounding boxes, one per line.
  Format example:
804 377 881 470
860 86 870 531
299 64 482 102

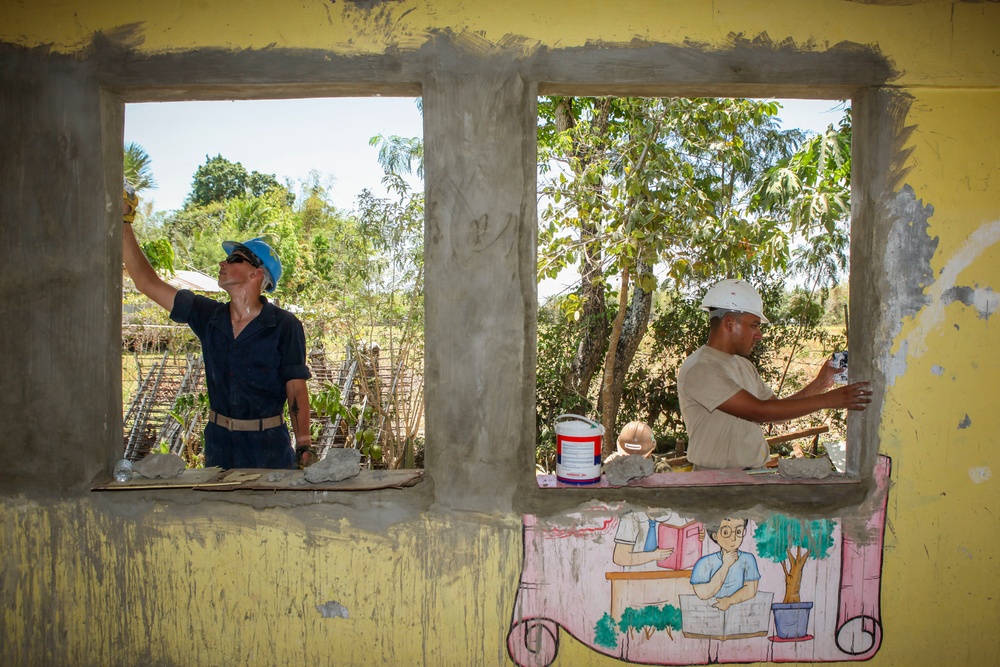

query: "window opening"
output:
119 97 426 485
533 96 853 486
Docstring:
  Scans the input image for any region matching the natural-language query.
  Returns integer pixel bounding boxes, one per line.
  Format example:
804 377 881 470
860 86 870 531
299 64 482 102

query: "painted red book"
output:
657 520 703 570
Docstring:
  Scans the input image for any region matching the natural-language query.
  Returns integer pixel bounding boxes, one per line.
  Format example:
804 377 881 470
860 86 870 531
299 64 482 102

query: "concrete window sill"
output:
536 469 860 489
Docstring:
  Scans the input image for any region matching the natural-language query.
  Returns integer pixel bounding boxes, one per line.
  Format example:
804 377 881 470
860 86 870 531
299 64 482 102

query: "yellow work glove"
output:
123 183 139 224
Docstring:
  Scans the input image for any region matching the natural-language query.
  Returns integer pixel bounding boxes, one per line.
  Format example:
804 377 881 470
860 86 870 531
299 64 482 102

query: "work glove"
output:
123 183 139 224
296 444 318 469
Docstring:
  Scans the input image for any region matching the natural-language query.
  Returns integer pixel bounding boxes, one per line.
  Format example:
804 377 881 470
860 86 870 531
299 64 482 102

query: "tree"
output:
186 154 290 208
123 142 173 274
753 515 837 604
750 108 852 396
331 134 425 470
537 97 805 453
124 142 156 192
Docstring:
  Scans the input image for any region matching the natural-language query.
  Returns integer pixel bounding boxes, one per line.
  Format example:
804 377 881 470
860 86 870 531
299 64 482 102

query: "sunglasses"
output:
225 252 261 268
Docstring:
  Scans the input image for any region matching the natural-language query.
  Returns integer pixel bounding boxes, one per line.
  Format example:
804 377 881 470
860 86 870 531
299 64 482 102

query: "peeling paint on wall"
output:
884 185 1000 384
958 414 972 429
942 285 999 320
316 600 350 619
883 185 938 385
968 467 991 483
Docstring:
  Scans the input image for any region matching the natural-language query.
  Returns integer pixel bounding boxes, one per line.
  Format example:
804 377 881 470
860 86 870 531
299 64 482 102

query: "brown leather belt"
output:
208 410 283 431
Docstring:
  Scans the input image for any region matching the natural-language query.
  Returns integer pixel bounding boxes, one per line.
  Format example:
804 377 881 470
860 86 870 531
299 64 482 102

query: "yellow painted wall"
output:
1 1 999 665
877 89 1000 665
2 1 998 86
1 497 523 665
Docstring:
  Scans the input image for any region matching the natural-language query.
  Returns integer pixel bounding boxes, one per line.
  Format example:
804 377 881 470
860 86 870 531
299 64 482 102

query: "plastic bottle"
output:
113 459 133 483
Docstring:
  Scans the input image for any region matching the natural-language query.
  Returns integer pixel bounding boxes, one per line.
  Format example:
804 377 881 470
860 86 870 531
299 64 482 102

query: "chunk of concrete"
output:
304 448 362 483
603 453 655 486
778 456 835 479
133 452 186 479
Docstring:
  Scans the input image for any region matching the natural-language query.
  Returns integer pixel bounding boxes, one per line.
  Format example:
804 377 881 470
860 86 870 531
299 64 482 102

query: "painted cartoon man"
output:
612 510 676 568
609 423 676 568
690 518 760 611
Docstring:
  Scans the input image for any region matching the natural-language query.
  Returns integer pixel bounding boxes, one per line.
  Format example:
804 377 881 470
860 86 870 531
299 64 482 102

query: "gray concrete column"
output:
849 88 912 481
422 59 537 512
0 52 122 488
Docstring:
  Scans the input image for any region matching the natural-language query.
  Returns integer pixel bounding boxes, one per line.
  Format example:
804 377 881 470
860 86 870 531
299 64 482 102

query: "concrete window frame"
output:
514 78 904 515
93 70 428 506
111 95 427 491
532 94 853 480
71 40 900 516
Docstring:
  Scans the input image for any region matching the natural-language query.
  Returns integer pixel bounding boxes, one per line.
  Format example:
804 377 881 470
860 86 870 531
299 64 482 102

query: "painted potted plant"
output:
753 515 837 640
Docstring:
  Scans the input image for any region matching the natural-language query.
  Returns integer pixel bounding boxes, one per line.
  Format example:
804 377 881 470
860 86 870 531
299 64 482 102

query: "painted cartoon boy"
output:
690 518 760 611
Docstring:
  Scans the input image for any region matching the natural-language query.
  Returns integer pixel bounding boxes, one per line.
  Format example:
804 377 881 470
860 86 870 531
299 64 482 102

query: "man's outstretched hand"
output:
826 381 873 411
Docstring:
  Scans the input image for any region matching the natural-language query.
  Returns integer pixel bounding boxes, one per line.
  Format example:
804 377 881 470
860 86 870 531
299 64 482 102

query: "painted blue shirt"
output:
690 550 761 599
170 289 311 468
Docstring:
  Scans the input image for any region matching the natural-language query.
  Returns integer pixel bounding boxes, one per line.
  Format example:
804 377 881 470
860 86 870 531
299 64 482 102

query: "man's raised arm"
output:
122 189 177 312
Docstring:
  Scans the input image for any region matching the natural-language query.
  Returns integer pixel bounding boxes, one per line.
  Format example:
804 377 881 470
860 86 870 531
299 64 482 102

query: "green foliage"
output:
124 142 157 192
140 238 175 275
370 133 424 194
168 390 210 425
309 383 358 432
593 612 619 648
163 390 210 465
535 296 603 471
537 97 805 302
753 514 837 564
534 97 853 455
751 107 852 288
186 154 291 208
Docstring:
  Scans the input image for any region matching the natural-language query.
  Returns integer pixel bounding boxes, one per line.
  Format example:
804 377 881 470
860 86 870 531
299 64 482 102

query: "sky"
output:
125 96 426 213
124 96 848 215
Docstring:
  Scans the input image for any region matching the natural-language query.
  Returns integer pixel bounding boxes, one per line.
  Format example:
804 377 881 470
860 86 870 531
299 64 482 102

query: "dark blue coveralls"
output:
170 289 311 469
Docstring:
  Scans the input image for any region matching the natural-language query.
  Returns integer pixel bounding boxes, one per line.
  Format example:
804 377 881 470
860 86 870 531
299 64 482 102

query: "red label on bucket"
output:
556 433 602 484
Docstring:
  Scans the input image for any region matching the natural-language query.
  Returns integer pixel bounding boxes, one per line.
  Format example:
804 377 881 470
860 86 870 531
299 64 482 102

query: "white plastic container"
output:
554 414 604 485
832 351 849 384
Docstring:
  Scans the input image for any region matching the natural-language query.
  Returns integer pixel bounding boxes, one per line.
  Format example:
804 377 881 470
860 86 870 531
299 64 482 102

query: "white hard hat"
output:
699 279 770 324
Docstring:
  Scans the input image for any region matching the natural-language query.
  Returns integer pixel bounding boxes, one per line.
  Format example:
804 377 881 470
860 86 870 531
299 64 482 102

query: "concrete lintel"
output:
527 40 895 94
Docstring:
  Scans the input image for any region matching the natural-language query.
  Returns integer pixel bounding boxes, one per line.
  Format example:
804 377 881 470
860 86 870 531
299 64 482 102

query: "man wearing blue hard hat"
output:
122 185 314 469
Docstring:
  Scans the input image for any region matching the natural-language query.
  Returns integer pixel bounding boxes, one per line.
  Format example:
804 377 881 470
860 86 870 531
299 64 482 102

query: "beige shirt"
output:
677 346 774 469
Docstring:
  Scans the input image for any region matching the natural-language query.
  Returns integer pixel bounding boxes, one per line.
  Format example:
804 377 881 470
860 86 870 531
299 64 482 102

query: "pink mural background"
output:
508 456 890 666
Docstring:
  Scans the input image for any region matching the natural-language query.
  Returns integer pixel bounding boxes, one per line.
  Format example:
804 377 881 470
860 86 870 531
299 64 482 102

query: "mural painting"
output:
507 457 890 666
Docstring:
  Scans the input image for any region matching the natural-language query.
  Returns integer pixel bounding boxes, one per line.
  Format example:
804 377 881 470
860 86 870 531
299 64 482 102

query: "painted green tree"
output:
594 612 619 649
617 604 683 641
753 515 837 604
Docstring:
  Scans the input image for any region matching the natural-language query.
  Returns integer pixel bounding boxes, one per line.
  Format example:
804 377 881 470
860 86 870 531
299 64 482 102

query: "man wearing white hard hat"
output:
676 279 872 470
122 186 314 470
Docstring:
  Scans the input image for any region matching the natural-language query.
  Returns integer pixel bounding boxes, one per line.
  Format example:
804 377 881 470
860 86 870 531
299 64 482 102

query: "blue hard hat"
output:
221 237 283 293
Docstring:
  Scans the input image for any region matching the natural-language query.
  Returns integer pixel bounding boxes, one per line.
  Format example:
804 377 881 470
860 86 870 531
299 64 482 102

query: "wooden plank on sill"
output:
94 468 424 491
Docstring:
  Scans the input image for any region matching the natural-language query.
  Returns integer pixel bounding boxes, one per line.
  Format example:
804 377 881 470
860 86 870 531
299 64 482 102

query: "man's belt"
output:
208 410 283 431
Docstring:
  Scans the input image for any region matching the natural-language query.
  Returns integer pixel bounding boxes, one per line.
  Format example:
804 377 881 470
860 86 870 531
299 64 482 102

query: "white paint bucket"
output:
554 414 604 485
